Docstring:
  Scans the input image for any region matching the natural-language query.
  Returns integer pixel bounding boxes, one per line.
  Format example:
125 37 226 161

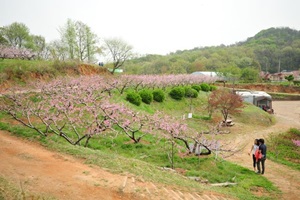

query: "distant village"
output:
260 70 300 82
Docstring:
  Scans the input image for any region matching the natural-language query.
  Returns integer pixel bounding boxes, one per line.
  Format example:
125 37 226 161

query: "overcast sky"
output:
1 0 300 55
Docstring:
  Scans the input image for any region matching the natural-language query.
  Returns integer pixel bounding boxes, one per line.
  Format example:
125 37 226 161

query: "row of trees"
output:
0 22 46 59
0 21 134 73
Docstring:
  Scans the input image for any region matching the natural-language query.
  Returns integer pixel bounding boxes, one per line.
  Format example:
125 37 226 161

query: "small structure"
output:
191 71 226 83
236 90 273 113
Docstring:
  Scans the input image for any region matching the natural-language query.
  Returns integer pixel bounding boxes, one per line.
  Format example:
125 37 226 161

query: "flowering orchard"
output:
1 74 229 164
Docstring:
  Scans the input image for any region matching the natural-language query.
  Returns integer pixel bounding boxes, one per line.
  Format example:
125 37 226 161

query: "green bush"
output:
126 91 142 106
210 85 217 91
169 86 185 100
139 89 153 104
289 128 300 136
200 83 210 92
152 89 165 102
191 85 201 92
185 87 198 98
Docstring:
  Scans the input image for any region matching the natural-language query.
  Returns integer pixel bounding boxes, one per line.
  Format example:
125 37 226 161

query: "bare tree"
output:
103 38 133 74
208 88 244 123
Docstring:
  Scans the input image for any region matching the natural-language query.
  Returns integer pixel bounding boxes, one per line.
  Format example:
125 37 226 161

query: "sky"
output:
1 0 300 55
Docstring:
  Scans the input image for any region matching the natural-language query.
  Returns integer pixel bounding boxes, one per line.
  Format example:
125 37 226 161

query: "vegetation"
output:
126 91 142 106
125 27 300 78
152 89 165 102
208 89 244 122
200 83 211 92
0 59 108 86
268 128 300 170
102 38 134 74
57 19 100 62
1 24 297 199
169 86 185 100
0 88 280 199
2 21 300 80
184 87 198 98
139 89 153 104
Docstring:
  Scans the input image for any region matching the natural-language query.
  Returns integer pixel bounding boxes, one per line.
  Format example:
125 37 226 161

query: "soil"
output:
225 83 300 94
0 101 299 200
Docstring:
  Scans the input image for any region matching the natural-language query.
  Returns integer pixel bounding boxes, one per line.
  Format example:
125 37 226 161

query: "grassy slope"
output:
267 128 300 171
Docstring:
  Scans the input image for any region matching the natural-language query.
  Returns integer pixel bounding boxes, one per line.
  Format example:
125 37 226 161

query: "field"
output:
0 60 299 200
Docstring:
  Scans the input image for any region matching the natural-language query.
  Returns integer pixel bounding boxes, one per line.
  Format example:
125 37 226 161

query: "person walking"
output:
257 138 267 174
248 139 259 171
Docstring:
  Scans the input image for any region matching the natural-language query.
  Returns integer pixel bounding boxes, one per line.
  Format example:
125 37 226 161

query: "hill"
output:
125 27 300 75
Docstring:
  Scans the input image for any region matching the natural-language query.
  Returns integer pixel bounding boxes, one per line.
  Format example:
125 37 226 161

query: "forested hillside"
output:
125 27 300 76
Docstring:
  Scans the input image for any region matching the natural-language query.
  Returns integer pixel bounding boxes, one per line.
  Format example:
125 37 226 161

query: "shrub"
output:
169 86 185 100
185 87 198 98
126 91 142 106
139 89 153 104
152 89 165 102
210 85 217 91
200 83 210 92
191 85 201 92
289 128 300 136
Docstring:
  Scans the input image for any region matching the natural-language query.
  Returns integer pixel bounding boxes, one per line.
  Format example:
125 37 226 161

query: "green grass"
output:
237 103 276 126
269 92 300 100
268 128 300 170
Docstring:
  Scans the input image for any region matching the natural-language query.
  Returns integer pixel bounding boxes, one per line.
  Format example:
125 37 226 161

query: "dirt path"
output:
0 133 226 200
226 101 300 200
0 132 141 200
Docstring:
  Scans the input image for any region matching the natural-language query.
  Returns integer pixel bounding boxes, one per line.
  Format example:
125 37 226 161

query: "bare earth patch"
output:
0 133 226 199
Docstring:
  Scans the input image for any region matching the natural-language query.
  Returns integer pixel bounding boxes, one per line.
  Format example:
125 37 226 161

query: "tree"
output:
285 74 294 85
240 67 260 83
30 35 46 59
103 38 133 74
208 89 244 123
0 22 31 48
59 19 99 62
48 40 68 60
219 65 241 90
59 19 76 59
0 34 9 46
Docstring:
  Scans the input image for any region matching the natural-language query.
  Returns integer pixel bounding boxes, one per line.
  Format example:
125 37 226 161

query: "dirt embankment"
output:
225 83 300 94
0 64 110 92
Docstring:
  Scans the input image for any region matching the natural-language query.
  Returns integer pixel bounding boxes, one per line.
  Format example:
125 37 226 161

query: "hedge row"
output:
126 84 217 105
126 89 165 105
